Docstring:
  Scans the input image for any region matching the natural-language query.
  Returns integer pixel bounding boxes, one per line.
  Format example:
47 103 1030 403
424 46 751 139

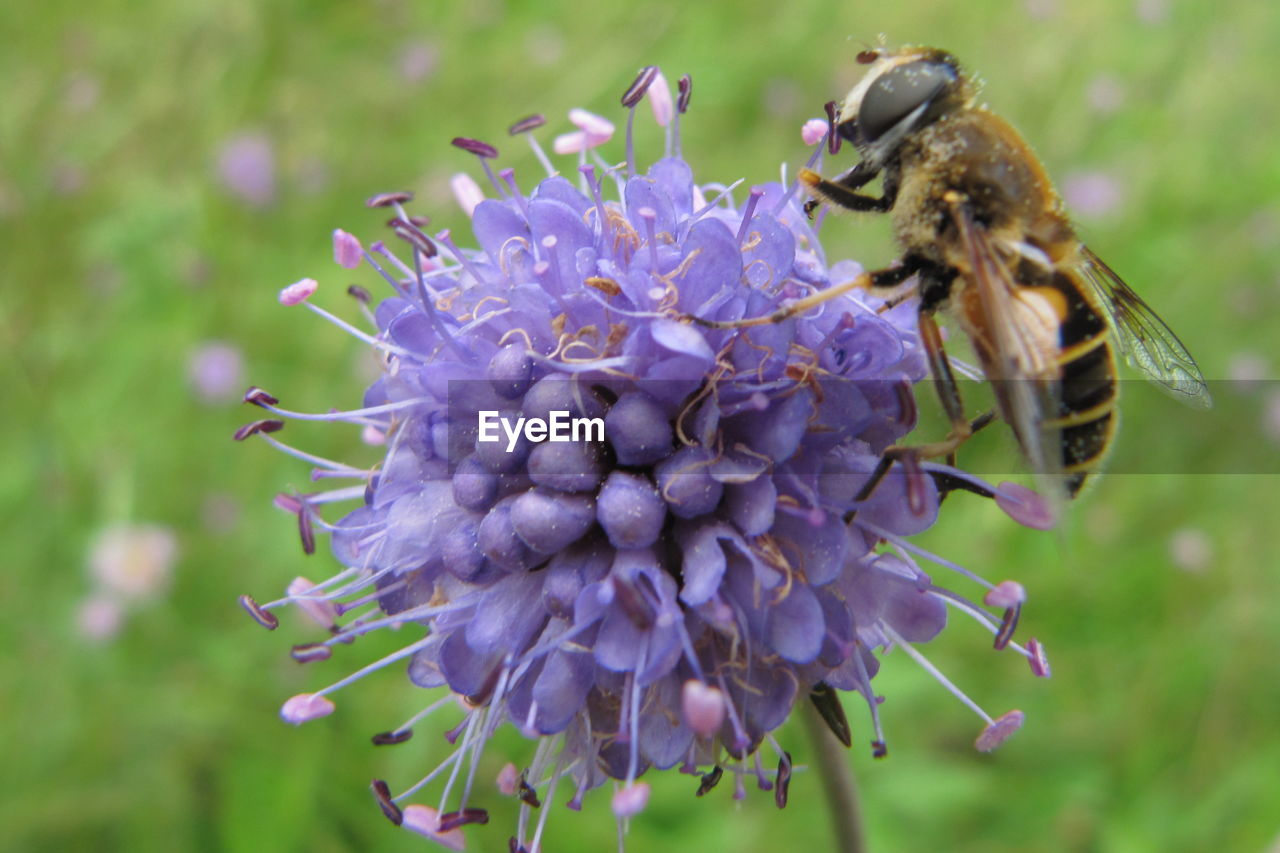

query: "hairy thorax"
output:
888 108 1075 274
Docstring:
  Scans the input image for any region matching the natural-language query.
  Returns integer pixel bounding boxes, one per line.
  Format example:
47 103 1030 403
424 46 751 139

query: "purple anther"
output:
298 509 316 555
238 594 278 629
774 751 792 809
370 779 404 826
677 74 692 113
437 808 490 832
508 114 546 135
243 386 279 407
451 136 499 159
372 729 414 746
621 65 659 107
389 219 438 258
695 766 723 797
365 191 414 208
825 100 841 155
232 419 284 441
290 642 332 663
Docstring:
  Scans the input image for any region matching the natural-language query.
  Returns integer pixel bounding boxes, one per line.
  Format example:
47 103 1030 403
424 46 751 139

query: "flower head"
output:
238 67 1048 849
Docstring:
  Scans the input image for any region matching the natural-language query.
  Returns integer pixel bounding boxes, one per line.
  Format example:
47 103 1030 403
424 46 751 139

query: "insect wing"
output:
949 199 1066 499
1078 247 1212 409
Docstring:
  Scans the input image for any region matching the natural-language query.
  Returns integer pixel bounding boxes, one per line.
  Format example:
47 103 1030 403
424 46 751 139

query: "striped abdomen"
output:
1043 271 1118 496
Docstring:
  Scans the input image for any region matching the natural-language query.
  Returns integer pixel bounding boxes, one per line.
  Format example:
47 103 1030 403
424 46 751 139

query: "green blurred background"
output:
5 0 1279 850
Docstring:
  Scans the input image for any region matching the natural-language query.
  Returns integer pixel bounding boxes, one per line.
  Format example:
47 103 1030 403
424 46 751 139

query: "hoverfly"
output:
695 46 1210 503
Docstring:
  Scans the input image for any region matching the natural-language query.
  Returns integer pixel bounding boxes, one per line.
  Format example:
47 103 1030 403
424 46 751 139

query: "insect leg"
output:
685 256 927 331
799 167 893 213
884 309 976 460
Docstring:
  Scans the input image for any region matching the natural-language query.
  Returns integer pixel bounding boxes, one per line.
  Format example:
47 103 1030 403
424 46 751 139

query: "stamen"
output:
695 766 723 796
311 635 434 700
994 481 1057 530
772 125 830 217
672 74 691 158
333 229 363 269
857 519 991 587
508 114 546 135
1026 637 1051 677
371 778 404 825
824 100 841 156
452 136 505 196
451 136 499 159
280 692 336 724
850 643 886 755
621 66 658 176
735 186 764 245
620 65 659 108
305 290 418 358
297 508 316 555
800 118 829 147
437 808 490 832
290 642 332 664
389 217 439 258
434 228 488 289
993 603 1021 650
372 729 414 745
900 452 931 517
527 750 569 852
809 681 852 747
511 115 556 176
279 278 317 306
437 710 482 816
387 693 460 740
714 670 751 751
774 751 792 809
450 173 485 217
579 165 612 248
496 763 519 796
611 782 650 818
238 594 279 629
402 804 468 850
974 709 1025 752
984 580 1026 609
243 386 279 407
500 168 529 217
232 419 284 441
366 191 414 208
883 625 993 726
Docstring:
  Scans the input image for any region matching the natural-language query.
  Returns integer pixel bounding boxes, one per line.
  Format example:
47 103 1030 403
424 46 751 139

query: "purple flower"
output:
187 341 245 405
238 67 1049 849
216 132 276 208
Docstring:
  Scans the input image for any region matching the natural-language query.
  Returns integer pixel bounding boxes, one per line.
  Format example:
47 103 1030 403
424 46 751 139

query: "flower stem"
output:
802 702 867 853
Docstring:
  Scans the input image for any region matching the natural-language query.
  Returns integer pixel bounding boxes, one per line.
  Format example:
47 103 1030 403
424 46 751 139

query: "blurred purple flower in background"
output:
216 132 277 208
237 67 1047 849
188 341 245 405
78 523 178 641
1061 170 1123 219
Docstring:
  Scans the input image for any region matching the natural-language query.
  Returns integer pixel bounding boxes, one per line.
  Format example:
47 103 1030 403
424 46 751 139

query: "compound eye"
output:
858 61 957 143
